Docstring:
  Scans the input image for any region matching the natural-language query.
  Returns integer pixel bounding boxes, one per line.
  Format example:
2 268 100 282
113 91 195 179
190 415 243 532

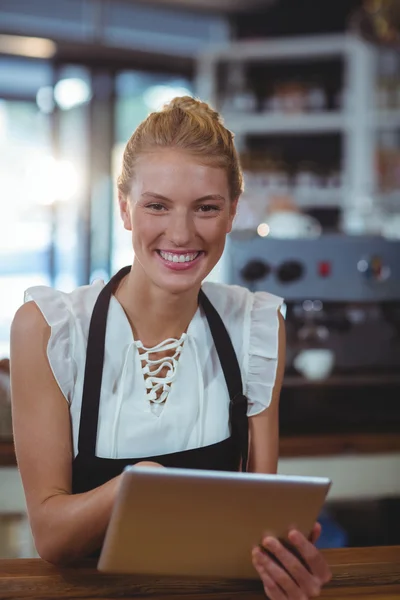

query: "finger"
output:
310 522 322 544
133 461 164 468
263 537 322 598
252 548 287 600
288 530 332 585
253 546 306 600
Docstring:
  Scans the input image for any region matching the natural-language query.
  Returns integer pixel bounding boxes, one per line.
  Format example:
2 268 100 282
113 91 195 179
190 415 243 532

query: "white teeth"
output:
159 251 199 263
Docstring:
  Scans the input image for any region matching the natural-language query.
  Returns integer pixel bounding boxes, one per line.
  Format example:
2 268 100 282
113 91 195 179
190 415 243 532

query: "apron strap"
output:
78 267 248 472
198 290 248 472
78 266 130 456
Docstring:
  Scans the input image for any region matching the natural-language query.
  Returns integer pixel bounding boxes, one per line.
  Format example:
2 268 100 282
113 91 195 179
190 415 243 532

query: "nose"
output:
165 210 194 248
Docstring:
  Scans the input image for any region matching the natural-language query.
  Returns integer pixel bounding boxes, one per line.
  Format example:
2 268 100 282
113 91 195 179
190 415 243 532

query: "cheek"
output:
196 217 229 247
131 212 163 245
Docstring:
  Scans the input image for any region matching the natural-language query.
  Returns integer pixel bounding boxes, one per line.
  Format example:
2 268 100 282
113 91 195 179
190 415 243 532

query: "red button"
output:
318 261 331 277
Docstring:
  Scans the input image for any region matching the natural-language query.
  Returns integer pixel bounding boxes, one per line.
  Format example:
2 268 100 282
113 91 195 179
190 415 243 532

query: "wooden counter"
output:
1 546 399 599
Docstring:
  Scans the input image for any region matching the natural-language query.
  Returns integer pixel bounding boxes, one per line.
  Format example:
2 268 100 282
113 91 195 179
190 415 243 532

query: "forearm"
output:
32 474 121 565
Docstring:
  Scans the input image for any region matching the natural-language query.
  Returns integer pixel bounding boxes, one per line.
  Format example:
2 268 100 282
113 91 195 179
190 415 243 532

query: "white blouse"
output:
24 280 283 460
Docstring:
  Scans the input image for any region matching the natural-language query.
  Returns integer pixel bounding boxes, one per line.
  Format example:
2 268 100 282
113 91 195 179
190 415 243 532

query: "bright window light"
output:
0 34 56 59
143 85 192 111
25 155 82 205
54 78 92 110
0 100 7 136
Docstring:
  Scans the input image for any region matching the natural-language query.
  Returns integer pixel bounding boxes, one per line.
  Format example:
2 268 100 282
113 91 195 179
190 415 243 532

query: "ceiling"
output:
131 0 276 13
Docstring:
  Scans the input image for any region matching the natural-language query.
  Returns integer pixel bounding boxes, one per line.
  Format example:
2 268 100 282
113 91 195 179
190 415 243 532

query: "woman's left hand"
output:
252 523 332 599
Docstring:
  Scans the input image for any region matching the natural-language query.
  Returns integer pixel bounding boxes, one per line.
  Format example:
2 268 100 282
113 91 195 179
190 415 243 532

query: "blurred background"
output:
0 0 399 558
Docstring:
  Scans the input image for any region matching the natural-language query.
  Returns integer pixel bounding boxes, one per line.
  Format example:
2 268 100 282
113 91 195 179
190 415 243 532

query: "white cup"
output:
293 348 335 381
266 212 321 239
382 214 400 240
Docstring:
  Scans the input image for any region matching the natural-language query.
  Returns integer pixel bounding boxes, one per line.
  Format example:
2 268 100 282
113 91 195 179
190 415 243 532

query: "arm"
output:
10 302 122 566
247 311 332 598
247 311 286 474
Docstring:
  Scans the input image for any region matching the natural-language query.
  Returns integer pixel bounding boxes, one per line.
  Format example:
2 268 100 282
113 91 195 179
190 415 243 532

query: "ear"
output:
226 197 239 234
119 192 132 231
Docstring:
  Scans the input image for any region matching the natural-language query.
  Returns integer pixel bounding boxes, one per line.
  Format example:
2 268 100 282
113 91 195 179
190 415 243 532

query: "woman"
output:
10 96 331 598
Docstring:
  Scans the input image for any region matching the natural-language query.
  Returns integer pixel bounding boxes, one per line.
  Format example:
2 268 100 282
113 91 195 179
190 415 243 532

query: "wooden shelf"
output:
0 441 15 467
279 433 400 458
283 373 400 387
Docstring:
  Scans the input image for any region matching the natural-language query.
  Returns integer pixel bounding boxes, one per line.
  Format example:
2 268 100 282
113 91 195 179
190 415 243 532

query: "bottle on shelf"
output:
376 50 400 110
220 63 257 114
307 82 327 112
262 81 308 114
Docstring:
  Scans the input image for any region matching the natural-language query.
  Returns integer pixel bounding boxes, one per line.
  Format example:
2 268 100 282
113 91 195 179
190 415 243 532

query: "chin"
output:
155 272 205 295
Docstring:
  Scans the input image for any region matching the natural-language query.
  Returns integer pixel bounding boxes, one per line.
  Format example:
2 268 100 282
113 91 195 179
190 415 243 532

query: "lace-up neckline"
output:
135 334 187 409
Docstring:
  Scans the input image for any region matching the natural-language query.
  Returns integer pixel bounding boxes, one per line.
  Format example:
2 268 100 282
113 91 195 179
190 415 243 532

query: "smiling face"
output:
119 148 237 295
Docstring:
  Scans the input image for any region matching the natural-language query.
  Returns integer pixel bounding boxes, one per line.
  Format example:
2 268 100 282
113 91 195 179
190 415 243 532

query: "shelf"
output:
224 110 400 136
279 432 400 458
239 187 344 209
0 441 15 467
293 187 343 207
376 190 400 208
283 373 400 387
224 111 347 135
203 34 349 62
373 110 400 129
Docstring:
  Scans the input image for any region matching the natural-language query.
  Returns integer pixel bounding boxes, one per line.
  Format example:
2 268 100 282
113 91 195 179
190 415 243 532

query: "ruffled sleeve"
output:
24 286 75 404
243 291 283 417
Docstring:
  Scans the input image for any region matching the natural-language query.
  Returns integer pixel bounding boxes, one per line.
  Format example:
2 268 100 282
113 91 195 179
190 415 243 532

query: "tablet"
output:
98 466 331 579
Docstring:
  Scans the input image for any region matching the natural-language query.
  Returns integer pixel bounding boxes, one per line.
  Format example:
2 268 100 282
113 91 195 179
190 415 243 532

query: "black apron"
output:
72 266 249 497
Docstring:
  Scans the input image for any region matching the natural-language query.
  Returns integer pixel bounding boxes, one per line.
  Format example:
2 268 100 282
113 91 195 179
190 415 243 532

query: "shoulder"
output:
22 279 105 331
201 282 284 418
201 281 283 327
11 301 50 343
11 281 104 405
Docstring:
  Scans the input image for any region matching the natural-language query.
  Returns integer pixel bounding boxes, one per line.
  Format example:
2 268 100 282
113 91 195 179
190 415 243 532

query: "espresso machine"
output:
226 233 400 435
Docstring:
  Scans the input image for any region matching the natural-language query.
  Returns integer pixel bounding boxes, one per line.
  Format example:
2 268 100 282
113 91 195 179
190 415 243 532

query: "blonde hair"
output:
117 96 243 201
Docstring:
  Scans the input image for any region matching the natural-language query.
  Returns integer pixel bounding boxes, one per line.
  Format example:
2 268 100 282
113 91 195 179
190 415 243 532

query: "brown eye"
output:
197 205 220 213
146 203 166 211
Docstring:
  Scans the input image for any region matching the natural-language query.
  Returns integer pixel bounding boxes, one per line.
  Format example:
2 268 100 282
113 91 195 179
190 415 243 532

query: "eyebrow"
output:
141 192 226 203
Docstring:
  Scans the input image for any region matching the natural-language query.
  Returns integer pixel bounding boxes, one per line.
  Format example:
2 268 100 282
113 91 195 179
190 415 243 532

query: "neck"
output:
114 262 200 347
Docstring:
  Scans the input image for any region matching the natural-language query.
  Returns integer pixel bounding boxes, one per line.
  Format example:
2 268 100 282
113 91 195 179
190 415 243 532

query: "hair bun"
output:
163 95 223 123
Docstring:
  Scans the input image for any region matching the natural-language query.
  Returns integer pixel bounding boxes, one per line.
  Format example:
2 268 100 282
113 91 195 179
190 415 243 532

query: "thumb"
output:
310 522 322 545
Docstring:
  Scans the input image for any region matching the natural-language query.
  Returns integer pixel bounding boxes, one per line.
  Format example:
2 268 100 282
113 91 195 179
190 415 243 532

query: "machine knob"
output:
241 260 271 282
357 256 390 282
277 260 304 283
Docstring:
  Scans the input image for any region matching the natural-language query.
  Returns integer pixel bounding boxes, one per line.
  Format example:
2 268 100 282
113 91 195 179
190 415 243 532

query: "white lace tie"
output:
136 333 187 405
